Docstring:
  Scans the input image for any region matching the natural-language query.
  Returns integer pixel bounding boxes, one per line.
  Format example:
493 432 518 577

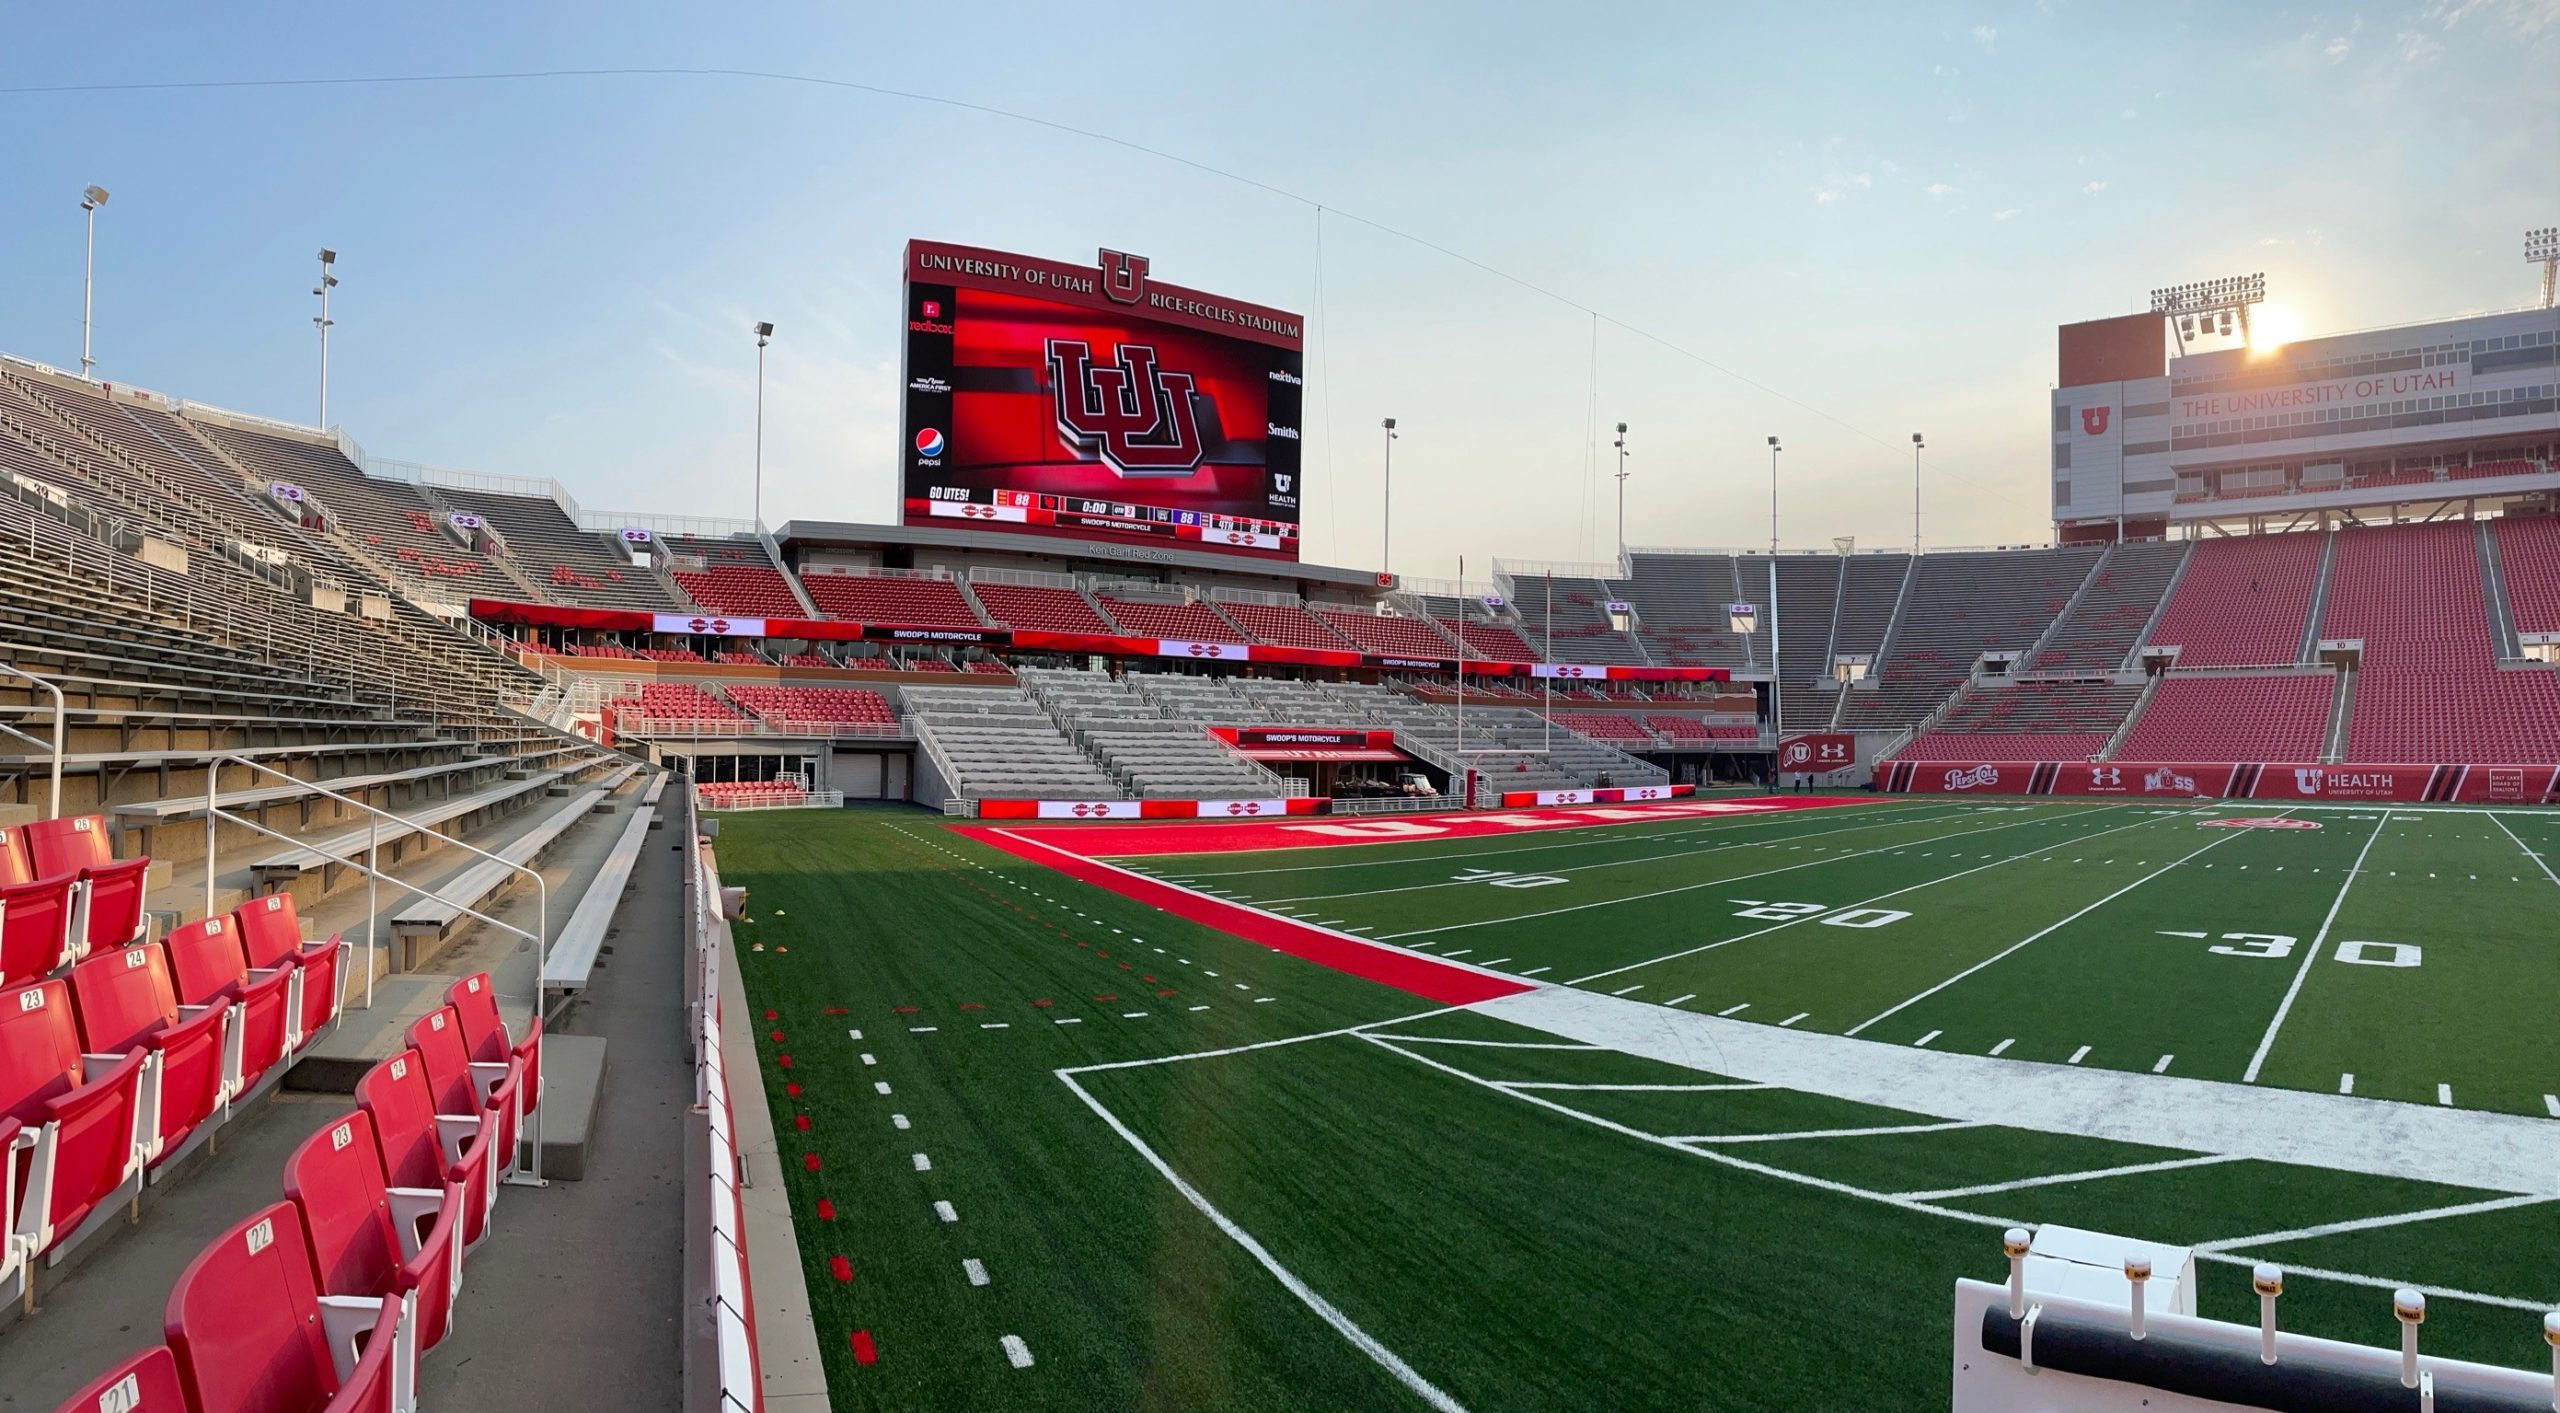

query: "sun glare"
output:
2248 303 2302 353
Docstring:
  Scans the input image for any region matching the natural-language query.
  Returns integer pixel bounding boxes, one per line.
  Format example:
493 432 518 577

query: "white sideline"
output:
2192 1194 2560 1253
1056 1069 1472 1413
1465 986 2560 1196
2487 811 2560 890
2241 810 2388 1083
1676 1120 1985 1144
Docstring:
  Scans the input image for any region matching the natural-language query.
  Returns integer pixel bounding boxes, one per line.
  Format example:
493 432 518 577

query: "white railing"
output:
684 805 761 1413
0 665 66 817
1331 793 1461 815
804 563 953 582
968 566 1079 589
1206 584 1302 607
616 714 908 743
585 510 759 540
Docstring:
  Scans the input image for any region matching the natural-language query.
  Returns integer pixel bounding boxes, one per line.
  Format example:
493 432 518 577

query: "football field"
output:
715 799 2560 1411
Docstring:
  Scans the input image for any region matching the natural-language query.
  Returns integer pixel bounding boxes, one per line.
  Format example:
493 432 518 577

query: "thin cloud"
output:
1971 24 1999 49
2083 180 2108 195
1992 207 2024 221
1926 182 1959 199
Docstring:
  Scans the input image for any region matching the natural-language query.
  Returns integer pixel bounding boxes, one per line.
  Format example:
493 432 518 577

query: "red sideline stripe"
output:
850 1329 878 1365
795 1114 811 1131
776 1054 792 1069
962 827 1531 1007
816 1198 836 1220
994 794 1876 858
829 1255 853 1283
803 1153 821 1172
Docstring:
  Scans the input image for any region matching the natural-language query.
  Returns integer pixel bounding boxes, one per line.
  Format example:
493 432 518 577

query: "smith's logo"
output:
2081 406 2111 436
1047 339 1205 477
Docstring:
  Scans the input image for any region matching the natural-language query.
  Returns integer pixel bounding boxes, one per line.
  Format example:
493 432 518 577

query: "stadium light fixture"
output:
1613 422 1630 564
1767 436 1781 557
2150 272 2266 354
79 185 109 377
2529 227 2558 309
753 322 775 528
312 250 339 428
1381 417 1398 572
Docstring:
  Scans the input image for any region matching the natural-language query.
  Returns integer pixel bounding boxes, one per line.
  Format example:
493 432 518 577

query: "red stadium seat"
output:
285 1110 463 1356
445 972 541 1145
67 945 231 1165
0 826 31 887
0 978 147 1279
22 815 114 875
406 1007 523 1183
233 893 348 1047
163 916 293 1094
48 1344 189 1413
356 1049 493 1251
165 1201 407 1413
2 875 80 985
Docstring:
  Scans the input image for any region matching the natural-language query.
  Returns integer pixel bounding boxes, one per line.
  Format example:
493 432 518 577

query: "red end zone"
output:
962 825 1531 1005
973 794 1878 859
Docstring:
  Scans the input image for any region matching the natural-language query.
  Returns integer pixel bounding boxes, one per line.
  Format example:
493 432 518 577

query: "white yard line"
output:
2193 1194 2559 1253
1055 1069 1473 1413
1362 1033 2557 1312
1844 816 2265 1037
2487 811 2560 890
1000 1334 1035 1369
1496 1081 1768 1093
1394 807 2148 946
1567 805 2177 984
1678 1120 1985 1144
1167 801 1957 881
1898 1153 2244 1202
2242 809 2390 1084
1250 805 1974 905
1386 1036 1605 1050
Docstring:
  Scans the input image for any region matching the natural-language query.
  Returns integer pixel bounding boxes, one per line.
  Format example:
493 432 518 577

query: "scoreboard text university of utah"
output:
900 239 1307 561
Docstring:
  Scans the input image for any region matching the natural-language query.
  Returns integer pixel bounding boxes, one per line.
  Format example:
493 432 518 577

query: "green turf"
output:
717 805 2560 1410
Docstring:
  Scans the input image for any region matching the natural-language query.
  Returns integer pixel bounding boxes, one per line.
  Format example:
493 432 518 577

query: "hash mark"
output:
2339 1073 2355 1095
934 1200 958 1223
1719 1003 1750 1016
2152 1054 2174 1074
2067 1046 2091 1065
1989 1038 2015 1056
1912 1030 1941 1048
1779 1012 1810 1027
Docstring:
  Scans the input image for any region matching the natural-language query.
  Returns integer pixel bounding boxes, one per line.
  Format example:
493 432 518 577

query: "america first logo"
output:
1047 339 1205 478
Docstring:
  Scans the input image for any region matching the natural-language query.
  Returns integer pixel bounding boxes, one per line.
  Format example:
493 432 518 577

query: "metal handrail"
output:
202 752 551 996
0 666 64 817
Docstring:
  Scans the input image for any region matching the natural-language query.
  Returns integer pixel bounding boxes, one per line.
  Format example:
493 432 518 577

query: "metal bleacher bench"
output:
541 800 655 994
383 763 643 968
249 772 568 888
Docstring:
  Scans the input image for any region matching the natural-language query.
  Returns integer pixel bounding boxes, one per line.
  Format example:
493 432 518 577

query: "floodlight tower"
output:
1612 422 1629 563
1911 432 1925 555
2529 227 2558 310
1380 417 1398 571
1766 435 1781 556
2150 272 2267 355
312 250 338 427
79 186 109 377
753 321 775 527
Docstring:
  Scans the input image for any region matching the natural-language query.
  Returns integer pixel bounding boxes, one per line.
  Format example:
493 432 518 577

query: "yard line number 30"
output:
2162 931 2422 968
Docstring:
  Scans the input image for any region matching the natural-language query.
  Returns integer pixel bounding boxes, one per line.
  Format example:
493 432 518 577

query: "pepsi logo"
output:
916 428 947 457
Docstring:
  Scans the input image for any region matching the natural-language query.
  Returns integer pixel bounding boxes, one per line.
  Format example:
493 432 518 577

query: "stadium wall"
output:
1878 759 2560 805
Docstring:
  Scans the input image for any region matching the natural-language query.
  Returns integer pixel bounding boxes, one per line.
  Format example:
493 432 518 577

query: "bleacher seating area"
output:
2146 534 2322 668
2029 541 2190 673
674 562 803 617
1314 607 1459 658
1839 548 2100 730
2322 521 2560 761
1094 593 1247 642
1212 598 1359 651
799 571 988 627
2492 515 2560 635
1899 680 2143 762
698 780 810 808
970 581 1113 633
2114 674 2335 761
725 686 897 729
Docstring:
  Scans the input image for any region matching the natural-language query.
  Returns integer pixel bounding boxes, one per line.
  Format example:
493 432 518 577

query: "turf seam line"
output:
2241 808 2385 1084
1056 1068 1474 1412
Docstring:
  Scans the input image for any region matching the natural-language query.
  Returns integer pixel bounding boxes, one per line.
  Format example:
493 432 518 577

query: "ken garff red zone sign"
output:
898 239 1307 563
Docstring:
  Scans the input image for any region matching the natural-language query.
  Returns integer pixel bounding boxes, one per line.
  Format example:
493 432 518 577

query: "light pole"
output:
1911 432 1925 555
80 186 109 378
313 250 338 427
1767 435 1781 556
1380 417 1398 570
753 321 774 527
1613 422 1630 563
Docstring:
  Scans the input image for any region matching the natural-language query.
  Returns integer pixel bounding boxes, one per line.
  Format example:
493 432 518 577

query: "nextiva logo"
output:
1267 369 1303 386
914 428 946 464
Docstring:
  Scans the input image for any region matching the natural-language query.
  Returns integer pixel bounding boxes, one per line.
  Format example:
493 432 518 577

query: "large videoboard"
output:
901 240 1305 560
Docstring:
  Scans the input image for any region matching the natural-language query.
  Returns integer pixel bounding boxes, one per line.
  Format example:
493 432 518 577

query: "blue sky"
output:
4 1 2553 575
